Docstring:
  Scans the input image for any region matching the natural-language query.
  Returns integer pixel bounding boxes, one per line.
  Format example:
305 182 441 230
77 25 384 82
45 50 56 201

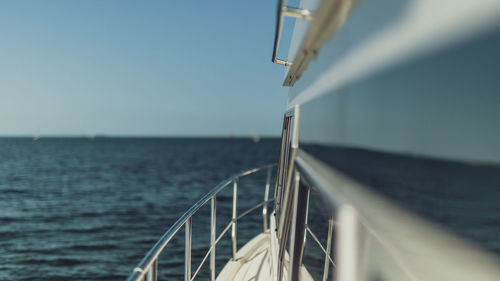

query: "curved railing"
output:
126 163 276 281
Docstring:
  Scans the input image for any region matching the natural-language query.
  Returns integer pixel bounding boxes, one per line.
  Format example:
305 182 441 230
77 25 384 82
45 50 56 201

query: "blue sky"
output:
0 0 288 136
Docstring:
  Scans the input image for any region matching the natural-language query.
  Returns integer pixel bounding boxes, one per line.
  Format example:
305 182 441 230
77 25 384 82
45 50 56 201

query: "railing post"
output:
300 187 310 261
277 150 296 281
263 166 272 232
232 178 238 260
210 196 217 281
288 170 308 281
146 259 157 281
185 217 192 281
322 217 334 281
337 204 358 281
274 115 288 216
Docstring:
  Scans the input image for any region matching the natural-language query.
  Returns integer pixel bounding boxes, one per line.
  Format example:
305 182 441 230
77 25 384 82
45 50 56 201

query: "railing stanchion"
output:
337 204 358 281
288 170 308 281
263 167 272 232
154 259 158 281
210 196 217 281
185 217 192 281
275 115 288 218
322 217 334 281
146 259 157 281
232 178 238 260
300 186 310 260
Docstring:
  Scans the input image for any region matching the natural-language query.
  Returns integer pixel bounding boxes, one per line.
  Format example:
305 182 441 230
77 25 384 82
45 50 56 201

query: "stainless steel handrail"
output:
293 149 500 281
126 163 276 281
272 0 313 66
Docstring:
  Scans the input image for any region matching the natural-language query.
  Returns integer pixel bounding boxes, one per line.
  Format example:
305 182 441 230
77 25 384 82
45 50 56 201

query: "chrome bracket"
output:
272 1 314 66
282 6 313 20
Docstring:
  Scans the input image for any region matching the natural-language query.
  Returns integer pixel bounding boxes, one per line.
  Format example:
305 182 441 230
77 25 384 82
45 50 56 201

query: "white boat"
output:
126 0 500 281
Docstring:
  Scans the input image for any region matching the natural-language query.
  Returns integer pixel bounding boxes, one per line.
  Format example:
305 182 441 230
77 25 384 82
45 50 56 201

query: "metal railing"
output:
272 166 337 281
126 164 276 281
292 149 500 281
272 167 337 281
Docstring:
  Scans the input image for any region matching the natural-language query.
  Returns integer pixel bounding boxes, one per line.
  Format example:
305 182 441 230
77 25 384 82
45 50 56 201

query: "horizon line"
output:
0 134 281 139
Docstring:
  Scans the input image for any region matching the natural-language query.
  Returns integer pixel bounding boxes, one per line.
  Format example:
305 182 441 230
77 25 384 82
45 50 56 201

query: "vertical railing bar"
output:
288 170 308 281
337 205 358 281
322 217 334 281
281 117 292 212
274 114 288 215
185 217 192 281
210 196 217 281
304 187 310 226
278 107 300 281
263 166 272 232
278 116 292 219
232 178 238 260
153 259 158 281
300 186 310 261
277 163 296 281
146 262 154 281
278 147 297 254
287 169 299 281
277 251 284 281
277 117 291 281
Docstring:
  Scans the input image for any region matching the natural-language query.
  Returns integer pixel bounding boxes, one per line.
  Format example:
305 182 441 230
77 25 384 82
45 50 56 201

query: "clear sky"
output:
0 0 288 137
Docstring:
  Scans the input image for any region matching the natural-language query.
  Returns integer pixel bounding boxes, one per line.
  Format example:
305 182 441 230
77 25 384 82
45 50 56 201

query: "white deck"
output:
216 232 314 281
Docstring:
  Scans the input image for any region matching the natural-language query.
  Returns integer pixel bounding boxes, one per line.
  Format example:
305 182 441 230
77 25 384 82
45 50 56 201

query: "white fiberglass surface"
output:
284 0 500 164
287 0 500 104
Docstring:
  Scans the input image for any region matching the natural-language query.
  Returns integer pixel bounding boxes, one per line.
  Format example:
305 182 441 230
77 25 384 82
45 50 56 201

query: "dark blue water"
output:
304 144 500 257
0 138 281 281
2 138 499 281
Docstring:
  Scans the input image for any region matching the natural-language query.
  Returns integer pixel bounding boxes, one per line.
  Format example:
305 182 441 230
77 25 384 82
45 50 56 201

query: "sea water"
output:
0 138 286 281
1 137 498 281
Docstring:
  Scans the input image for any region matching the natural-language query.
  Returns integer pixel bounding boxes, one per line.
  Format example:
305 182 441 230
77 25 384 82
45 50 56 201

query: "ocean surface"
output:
0 138 294 281
1 138 499 281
